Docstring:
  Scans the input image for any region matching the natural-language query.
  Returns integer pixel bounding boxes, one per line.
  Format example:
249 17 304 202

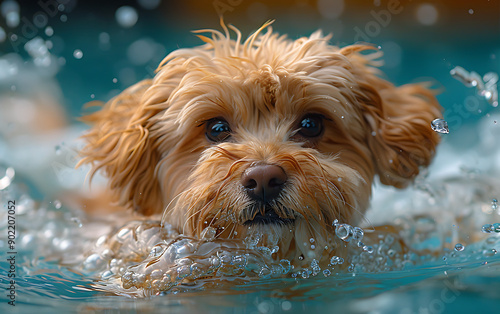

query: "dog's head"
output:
80 22 441 260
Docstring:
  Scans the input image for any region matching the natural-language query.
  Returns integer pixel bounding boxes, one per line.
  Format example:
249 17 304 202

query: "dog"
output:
79 21 441 265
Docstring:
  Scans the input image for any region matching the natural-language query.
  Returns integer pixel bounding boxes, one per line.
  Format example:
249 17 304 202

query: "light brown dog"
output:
79 22 441 263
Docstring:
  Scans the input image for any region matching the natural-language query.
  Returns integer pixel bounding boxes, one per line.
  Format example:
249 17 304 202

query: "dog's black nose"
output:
241 164 287 202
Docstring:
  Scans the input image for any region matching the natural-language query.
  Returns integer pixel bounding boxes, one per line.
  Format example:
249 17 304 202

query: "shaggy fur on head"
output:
79 21 441 262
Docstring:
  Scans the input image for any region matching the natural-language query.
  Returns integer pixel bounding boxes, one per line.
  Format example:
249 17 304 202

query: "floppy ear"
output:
79 80 164 215
341 45 442 188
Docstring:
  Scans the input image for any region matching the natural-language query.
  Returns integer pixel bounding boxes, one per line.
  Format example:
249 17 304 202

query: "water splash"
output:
450 66 499 107
431 119 449 134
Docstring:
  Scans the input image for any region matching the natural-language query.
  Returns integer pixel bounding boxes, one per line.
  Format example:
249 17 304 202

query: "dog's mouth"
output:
243 205 295 226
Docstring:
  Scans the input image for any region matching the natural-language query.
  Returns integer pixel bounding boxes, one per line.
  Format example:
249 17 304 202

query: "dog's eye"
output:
206 118 231 142
297 114 323 138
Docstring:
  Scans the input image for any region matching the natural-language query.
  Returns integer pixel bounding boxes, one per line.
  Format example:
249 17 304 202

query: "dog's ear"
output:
79 80 163 215
340 46 442 188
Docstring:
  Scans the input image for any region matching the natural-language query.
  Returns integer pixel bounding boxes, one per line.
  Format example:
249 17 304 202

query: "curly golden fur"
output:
79 21 441 262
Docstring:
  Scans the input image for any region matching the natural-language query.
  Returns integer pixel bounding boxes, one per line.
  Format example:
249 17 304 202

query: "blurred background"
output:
0 0 498 119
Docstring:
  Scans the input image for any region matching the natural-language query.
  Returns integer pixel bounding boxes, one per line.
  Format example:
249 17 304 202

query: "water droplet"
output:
431 119 449 134
258 267 272 278
149 245 164 257
112 78 118 83
492 223 500 233
115 6 138 28
281 300 292 311
335 223 352 241
300 269 310 279
329 256 344 265
176 265 191 279
483 249 497 257
73 49 83 59
482 224 494 233
0 166 15 190
351 227 364 242
244 233 261 248
468 9 474 14
45 26 53 36
53 199 62 209
492 199 498 211
363 245 374 253
200 227 216 241
454 243 465 251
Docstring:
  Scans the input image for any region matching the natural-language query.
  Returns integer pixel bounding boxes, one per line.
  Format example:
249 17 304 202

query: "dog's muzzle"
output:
241 164 294 225
243 205 295 226
241 164 287 202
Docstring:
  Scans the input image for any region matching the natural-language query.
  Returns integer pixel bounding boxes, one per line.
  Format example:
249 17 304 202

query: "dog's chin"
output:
244 212 295 226
242 205 295 227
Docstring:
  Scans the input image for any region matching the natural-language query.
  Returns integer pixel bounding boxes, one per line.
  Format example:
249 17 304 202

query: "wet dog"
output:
79 22 441 263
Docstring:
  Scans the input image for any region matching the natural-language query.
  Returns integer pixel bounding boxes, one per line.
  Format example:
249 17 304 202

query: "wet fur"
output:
79 22 441 263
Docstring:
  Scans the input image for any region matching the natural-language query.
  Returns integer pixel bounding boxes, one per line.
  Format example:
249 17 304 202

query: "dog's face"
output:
81 23 441 260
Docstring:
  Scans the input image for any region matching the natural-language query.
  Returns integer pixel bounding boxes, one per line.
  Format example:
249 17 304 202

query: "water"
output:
1 1 500 313
431 119 450 134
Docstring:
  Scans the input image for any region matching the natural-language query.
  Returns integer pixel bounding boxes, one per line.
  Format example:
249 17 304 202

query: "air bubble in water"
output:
73 49 83 59
454 243 465 252
115 6 138 28
431 119 449 134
